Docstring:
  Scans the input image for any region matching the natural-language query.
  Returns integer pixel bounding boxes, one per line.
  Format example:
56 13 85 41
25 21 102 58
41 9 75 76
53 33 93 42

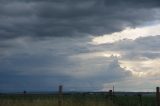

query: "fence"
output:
58 85 63 106
58 85 160 106
157 87 160 106
0 86 159 106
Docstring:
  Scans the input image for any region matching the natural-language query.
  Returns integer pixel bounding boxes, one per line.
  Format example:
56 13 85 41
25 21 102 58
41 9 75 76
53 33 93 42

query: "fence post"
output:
113 86 114 94
23 90 27 95
109 90 113 100
156 87 160 106
58 85 63 106
138 93 142 106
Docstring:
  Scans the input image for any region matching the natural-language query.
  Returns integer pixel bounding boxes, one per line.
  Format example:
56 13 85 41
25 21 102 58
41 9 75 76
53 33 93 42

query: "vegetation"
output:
0 93 156 106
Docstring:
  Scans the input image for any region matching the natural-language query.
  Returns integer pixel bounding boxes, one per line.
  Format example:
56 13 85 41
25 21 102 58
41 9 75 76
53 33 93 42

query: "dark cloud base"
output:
0 0 160 40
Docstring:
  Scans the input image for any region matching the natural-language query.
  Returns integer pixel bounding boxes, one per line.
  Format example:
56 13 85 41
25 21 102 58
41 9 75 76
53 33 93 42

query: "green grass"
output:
0 93 156 106
113 95 156 106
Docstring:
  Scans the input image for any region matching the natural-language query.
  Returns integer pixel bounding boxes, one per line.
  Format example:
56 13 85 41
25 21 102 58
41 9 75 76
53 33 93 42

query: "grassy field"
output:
0 93 156 106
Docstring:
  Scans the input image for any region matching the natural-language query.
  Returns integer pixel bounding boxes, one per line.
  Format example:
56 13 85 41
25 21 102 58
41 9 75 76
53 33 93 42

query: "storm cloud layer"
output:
0 0 160 92
0 0 160 40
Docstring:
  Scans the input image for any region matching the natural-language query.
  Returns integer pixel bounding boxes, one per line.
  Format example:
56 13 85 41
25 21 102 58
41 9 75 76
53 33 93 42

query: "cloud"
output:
0 36 133 91
119 59 160 77
92 24 160 44
0 35 159 91
91 35 160 53
70 51 122 60
0 0 160 92
88 35 160 91
0 0 160 40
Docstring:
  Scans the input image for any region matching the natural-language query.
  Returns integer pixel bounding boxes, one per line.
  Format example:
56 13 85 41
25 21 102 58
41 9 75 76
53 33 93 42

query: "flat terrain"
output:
0 92 156 106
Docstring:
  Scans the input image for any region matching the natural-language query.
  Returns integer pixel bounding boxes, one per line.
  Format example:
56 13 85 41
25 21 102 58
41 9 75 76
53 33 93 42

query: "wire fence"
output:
0 85 159 106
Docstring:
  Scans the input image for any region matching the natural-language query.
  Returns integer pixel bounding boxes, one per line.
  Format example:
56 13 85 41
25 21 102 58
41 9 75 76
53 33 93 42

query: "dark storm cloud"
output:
0 0 160 40
0 36 132 91
104 0 160 7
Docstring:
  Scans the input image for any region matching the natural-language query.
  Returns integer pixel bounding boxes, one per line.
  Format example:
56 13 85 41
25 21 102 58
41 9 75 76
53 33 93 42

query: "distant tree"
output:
23 90 27 94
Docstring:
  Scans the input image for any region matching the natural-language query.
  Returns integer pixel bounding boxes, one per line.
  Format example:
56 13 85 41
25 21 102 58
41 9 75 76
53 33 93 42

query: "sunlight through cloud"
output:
119 59 160 77
92 24 160 45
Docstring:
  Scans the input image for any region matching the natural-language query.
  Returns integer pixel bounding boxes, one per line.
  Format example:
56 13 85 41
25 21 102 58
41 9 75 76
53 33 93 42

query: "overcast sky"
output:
0 0 160 92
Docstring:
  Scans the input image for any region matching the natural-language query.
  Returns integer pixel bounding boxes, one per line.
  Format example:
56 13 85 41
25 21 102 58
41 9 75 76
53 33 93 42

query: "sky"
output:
0 0 160 92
